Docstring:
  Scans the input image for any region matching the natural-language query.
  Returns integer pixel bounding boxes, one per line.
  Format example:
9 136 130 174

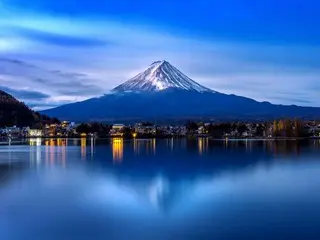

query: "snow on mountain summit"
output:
112 60 214 93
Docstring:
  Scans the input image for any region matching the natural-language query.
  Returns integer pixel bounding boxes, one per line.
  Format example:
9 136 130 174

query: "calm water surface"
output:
1 138 320 239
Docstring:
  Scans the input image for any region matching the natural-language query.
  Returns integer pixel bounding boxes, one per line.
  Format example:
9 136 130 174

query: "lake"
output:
1 138 320 239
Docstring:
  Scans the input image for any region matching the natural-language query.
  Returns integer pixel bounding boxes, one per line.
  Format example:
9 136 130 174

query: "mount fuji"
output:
42 61 320 122
113 60 213 93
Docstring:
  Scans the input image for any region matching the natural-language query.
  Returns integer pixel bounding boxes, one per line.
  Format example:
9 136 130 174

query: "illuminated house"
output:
134 123 157 136
197 126 205 135
61 121 75 131
28 129 43 137
61 121 70 128
168 126 187 136
49 124 57 136
109 124 125 137
44 124 59 137
1 126 21 137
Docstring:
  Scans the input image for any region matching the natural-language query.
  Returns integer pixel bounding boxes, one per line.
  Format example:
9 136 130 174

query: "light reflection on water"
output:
198 137 208 155
133 139 157 156
0 139 320 239
112 138 123 163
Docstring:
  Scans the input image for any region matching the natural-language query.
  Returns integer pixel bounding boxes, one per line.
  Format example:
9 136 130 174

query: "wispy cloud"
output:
0 58 105 110
3 26 110 48
0 86 50 100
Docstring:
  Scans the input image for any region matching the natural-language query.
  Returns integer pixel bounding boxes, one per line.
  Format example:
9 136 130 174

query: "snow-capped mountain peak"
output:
112 60 214 93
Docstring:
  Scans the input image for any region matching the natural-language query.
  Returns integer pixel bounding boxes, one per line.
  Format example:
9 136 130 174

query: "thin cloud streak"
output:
0 86 50 100
3 26 111 47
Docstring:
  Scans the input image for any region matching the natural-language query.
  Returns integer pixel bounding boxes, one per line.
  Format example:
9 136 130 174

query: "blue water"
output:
0 138 320 239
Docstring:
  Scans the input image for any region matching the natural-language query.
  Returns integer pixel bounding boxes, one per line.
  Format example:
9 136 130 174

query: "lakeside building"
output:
197 126 206 135
109 124 125 137
1 121 76 138
173 126 187 136
134 123 157 136
0 119 319 139
307 124 320 137
28 129 43 137
0 126 22 137
44 124 57 137
61 121 70 128
43 122 77 137
156 126 188 136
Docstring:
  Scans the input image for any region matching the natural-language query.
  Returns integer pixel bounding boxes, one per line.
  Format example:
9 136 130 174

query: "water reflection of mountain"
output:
89 139 320 212
93 139 320 178
0 139 319 212
108 139 272 212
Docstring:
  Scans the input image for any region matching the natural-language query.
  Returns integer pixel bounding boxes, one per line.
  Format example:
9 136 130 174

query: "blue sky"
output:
0 0 319 109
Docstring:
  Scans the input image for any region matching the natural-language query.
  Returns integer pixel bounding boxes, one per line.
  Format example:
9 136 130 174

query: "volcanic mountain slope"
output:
42 61 320 122
113 60 213 93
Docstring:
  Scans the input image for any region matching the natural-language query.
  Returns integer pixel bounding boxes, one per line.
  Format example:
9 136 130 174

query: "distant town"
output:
1 119 320 141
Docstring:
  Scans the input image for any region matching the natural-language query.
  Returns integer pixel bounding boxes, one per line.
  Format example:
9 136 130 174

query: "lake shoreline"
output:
0 136 319 146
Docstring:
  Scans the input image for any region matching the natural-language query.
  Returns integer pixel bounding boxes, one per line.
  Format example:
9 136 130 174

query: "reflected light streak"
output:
245 139 253 153
45 142 49 167
91 137 94 157
133 139 139 155
81 138 87 159
50 139 55 166
198 138 208 155
36 144 41 166
112 138 123 163
29 138 41 146
171 138 174 151
133 139 156 155
152 138 156 155
60 139 66 168
224 137 229 148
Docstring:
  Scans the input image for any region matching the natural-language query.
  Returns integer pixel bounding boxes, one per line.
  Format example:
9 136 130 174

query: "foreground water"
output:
0 138 320 239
